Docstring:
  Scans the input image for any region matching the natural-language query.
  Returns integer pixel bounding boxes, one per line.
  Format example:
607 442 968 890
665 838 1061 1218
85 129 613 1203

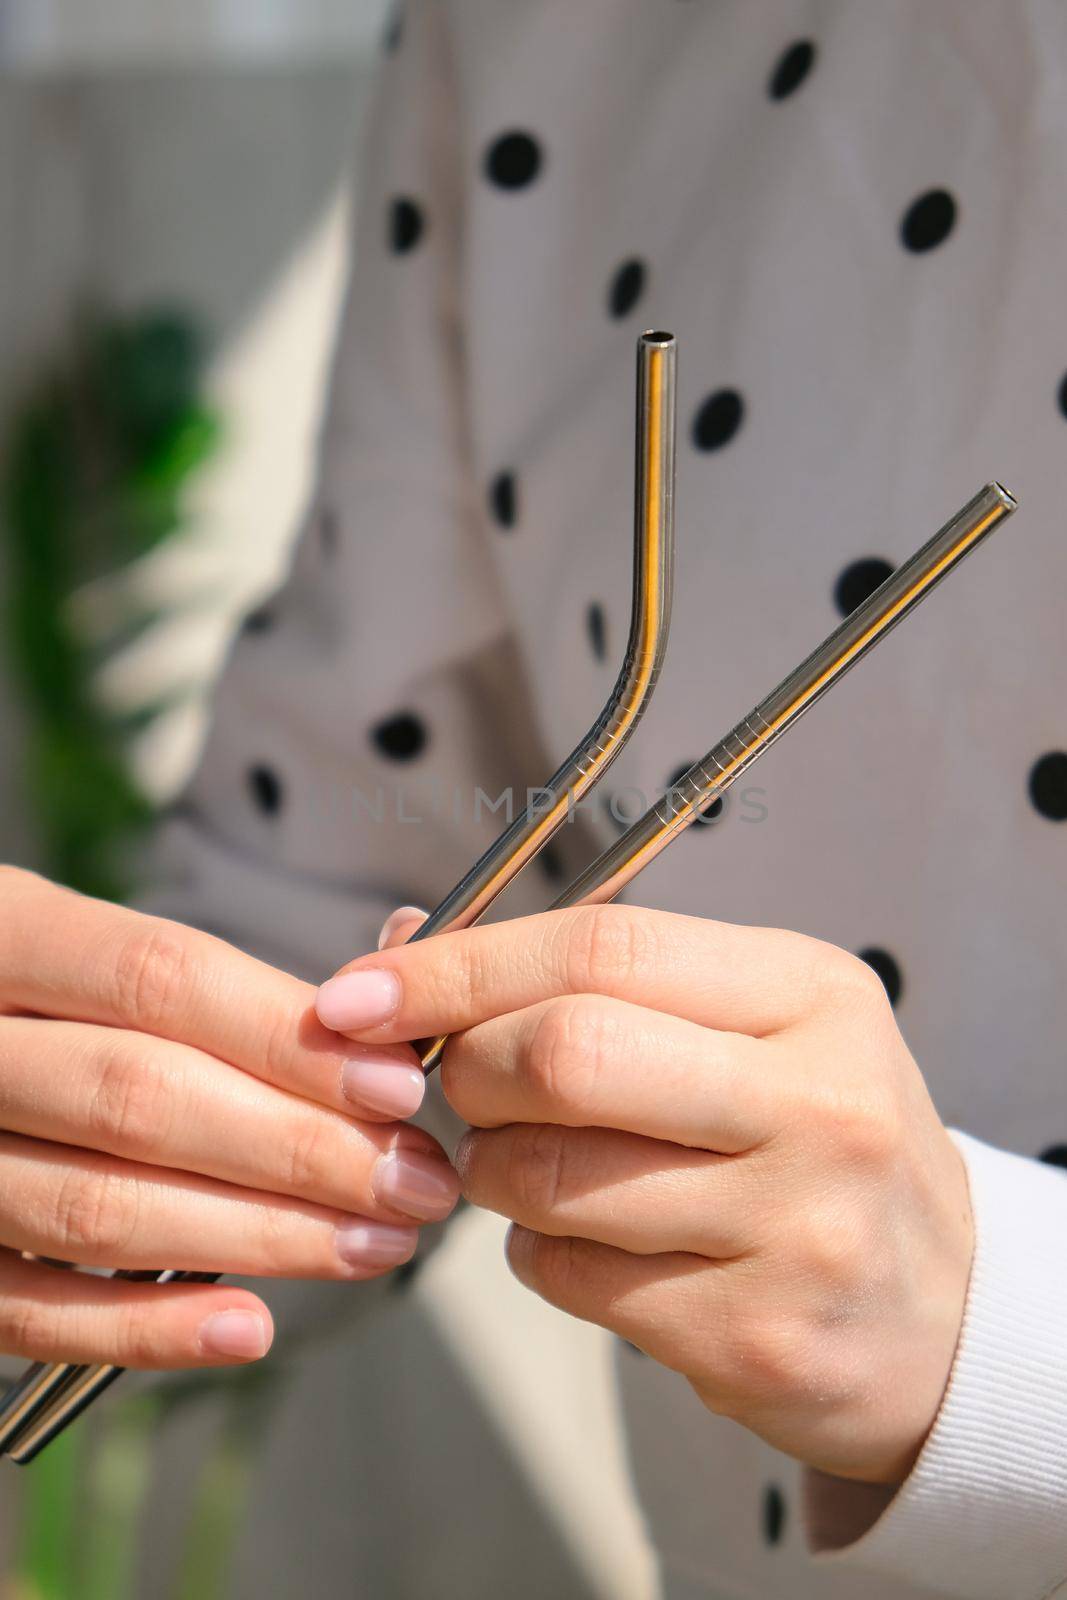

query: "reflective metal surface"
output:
415 330 676 1070
0 1270 216 1462
0 331 678 1460
552 482 1016 909
0 376 1017 1461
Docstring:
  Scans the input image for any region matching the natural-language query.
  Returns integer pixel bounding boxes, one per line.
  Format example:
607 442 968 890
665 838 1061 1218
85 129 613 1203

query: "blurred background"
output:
0 3 658 1595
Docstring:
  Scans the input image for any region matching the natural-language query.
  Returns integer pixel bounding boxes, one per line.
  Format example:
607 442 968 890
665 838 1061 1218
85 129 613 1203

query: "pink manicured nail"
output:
316 968 401 1032
198 1310 270 1359
341 1052 425 1117
377 905 428 950
335 1218 418 1269
373 1149 460 1222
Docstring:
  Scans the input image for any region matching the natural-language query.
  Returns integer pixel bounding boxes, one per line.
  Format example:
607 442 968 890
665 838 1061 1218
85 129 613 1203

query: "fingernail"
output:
377 905 428 950
198 1310 270 1359
373 1149 460 1222
335 1217 418 1269
341 1051 425 1117
316 968 401 1032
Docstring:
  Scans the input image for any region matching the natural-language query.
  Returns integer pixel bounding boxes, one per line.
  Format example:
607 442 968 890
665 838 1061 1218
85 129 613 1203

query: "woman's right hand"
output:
0 868 458 1370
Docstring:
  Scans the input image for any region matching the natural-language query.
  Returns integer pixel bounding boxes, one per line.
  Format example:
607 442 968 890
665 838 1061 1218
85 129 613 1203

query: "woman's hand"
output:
0 869 458 1371
317 904 973 1484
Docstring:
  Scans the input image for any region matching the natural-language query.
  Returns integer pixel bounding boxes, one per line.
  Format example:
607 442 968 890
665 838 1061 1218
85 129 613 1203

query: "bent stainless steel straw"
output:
0 330 678 1462
412 329 675 1072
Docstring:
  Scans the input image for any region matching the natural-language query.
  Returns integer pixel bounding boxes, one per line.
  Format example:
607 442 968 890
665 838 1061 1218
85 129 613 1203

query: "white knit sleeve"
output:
803 1130 1067 1598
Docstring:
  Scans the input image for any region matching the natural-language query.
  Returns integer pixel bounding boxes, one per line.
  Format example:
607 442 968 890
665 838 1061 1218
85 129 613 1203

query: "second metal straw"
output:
419 478 1017 1075
0 330 678 1463
551 481 1016 910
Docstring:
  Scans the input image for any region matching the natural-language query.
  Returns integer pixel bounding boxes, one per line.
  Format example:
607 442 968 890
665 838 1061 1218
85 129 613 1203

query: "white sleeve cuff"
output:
803 1130 1067 1599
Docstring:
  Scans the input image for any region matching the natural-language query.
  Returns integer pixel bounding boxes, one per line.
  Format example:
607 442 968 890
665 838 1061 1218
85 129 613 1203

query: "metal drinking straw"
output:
544 480 1017 914
0 335 1017 1461
0 329 678 1462
0 1269 220 1462
412 329 675 1072
411 475 1017 1075
1 482 1015 1463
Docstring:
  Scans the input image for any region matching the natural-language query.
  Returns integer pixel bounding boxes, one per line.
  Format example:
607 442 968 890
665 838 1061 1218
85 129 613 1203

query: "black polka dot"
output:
489 471 518 530
833 557 894 618
536 840 566 883
692 389 744 452
762 1483 787 1546
389 197 424 254
768 40 816 100
372 713 428 762
484 131 543 190
382 3 403 52
857 947 903 1007
1028 752 1067 821
668 764 723 824
607 258 646 319
318 506 339 558
1039 1144 1067 1170
900 189 957 253
248 765 283 817
242 606 276 635
1058 372 1067 420
587 602 608 661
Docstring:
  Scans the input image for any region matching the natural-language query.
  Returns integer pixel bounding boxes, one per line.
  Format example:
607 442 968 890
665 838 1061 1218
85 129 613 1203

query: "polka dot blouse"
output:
142 4 1067 1597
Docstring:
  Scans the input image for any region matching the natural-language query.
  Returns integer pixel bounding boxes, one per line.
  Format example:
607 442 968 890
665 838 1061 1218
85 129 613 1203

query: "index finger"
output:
0 869 424 1118
314 904 850 1044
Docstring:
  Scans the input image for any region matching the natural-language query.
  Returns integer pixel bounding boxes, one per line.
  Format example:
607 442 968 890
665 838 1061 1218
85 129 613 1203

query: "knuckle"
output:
436 936 481 1024
255 1199 299 1274
723 1308 804 1399
830 947 891 1011
523 1230 580 1304
438 1045 471 1120
51 1167 138 1259
87 1042 169 1157
1 1296 59 1359
506 1122 569 1217
562 905 648 995
455 1127 485 1193
829 1087 899 1174
257 1002 301 1092
113 1299 169 1368
798 1060 901 1178
525 996 611 1114
111 920 195 1033
282 1116 335 1196
791 1198 868 1294
784 936 881 1019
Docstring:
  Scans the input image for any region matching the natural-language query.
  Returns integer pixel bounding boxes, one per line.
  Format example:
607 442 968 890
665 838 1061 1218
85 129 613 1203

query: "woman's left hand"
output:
315 904 974 1485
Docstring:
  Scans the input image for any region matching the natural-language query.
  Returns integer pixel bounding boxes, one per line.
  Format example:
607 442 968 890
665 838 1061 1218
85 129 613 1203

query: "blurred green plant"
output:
1 308 221 899
1 307 221 1600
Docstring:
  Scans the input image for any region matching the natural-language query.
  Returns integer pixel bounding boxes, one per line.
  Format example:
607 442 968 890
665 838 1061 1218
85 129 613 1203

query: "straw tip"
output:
991 480 1018 511
640 329 675 347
